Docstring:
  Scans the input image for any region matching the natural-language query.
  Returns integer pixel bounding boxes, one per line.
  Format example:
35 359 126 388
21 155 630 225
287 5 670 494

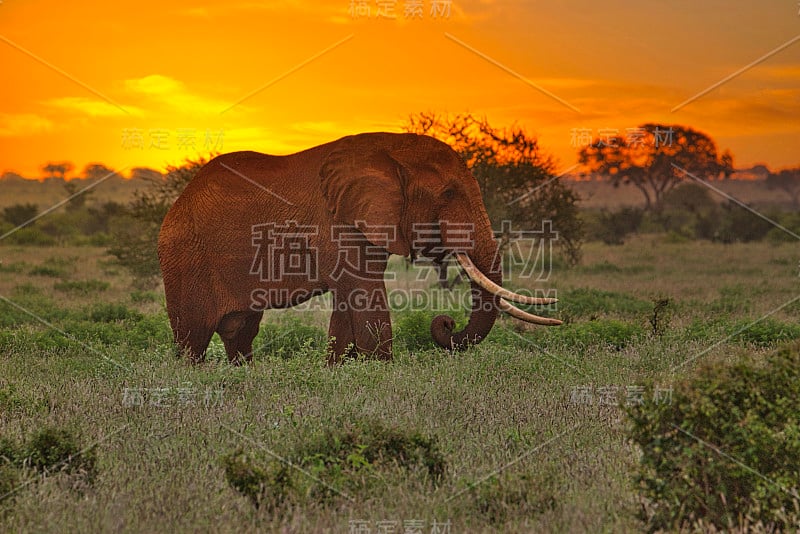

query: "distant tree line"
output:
1 119 798 285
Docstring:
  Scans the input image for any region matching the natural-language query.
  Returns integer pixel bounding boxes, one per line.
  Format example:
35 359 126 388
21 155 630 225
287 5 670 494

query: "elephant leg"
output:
217 311 262 365
234 311 263 363
172 317 215 364
327 308 357 365
350 306 392 361
328 286 392 364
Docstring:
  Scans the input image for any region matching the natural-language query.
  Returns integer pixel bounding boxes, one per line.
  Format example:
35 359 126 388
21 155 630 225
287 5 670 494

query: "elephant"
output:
158 132 561 365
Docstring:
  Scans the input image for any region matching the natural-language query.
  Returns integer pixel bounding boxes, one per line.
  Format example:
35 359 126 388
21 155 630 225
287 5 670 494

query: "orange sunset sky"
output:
1 0 799 178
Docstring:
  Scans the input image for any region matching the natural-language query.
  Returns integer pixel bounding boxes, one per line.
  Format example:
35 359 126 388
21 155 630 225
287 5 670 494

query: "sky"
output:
1 0 799 178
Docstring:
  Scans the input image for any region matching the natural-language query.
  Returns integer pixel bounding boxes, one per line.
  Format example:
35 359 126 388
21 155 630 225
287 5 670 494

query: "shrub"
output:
130 290 158 304
222 419 445 509
256 317 326 359
765 212 800 243
627 342 800 531
716 202 775 243
0 285 67 327
28 265 64 277
24 427 93 475
0 227 56 246
0 464 19 508
0 426 97 499
88 303 142 323
586 207 643 245
0 262 26 274
54 279 110 295
543 319 644 349
394 308 473 352
28 256 76 278
221 451 281 510
468 472 559 524
558 288 651 319
710 284 752 315
730 318 800 347
658 183 721 240
579 261 654 276
1 203 38 226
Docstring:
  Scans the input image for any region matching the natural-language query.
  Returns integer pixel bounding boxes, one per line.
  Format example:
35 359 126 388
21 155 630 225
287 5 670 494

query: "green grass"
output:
0 238 797 532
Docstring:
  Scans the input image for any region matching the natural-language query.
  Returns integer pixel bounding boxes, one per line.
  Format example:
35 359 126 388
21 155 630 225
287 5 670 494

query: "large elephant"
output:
158 132 561 364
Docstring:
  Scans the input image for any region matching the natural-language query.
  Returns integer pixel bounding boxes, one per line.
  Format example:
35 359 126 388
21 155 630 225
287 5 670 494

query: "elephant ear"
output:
320 144 410 257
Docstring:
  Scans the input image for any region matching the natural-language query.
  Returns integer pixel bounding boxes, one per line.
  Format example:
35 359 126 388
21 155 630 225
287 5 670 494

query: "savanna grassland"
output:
1 237 798 533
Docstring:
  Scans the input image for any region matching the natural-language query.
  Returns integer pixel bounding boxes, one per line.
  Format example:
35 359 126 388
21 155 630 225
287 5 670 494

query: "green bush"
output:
710 284 752 314
730 318 800 347
585 207 644 245
658 183 720 240
256 317 326 359
579 261 654 276
468 472 559 524
558 288 651 319
0 426 97 499
24 427 95 476
543 319 644 349
627 342 800 531
0 228 56 246
54 279 110 295
222 419 445 509
0 286 67 328
28 256 76 278
0 464 19 508
88 303 142 323
716 202 775 243
28 266 64 277
2 203 38 227
130 290 158 304
0 262 26 274
394 308 471 352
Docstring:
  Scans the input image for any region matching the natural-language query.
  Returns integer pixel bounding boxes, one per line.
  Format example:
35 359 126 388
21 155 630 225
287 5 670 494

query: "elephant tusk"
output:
499 299 563 326
454 253 558 306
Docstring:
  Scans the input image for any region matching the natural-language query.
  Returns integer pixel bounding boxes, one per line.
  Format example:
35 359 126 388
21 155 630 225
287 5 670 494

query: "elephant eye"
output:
442 188 456 200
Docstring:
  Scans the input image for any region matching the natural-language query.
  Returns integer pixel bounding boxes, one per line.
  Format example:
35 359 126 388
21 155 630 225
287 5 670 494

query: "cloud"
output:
46 96 142 117
753 65 800 81
0 113 54 137
124 74 234 115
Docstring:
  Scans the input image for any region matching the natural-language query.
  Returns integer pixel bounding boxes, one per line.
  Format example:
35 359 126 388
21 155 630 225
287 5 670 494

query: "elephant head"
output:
320 132 560 351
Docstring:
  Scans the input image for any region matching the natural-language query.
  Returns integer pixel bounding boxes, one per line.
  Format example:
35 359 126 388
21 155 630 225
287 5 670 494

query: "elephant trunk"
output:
431 219 502 350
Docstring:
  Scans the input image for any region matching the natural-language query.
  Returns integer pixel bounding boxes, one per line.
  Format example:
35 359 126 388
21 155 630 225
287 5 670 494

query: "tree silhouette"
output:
719 150 735 180
129 167 163 182
765 168 800 209
405 112 583 265
578 124 733 211
82 163 117 181
41 162 73 181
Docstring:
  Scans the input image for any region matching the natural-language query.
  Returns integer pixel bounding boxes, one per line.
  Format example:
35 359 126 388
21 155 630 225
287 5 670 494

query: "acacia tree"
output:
404 112 583 265
765 168 800 209
41 162 73 181
62 163 118 212
578 124 733 211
